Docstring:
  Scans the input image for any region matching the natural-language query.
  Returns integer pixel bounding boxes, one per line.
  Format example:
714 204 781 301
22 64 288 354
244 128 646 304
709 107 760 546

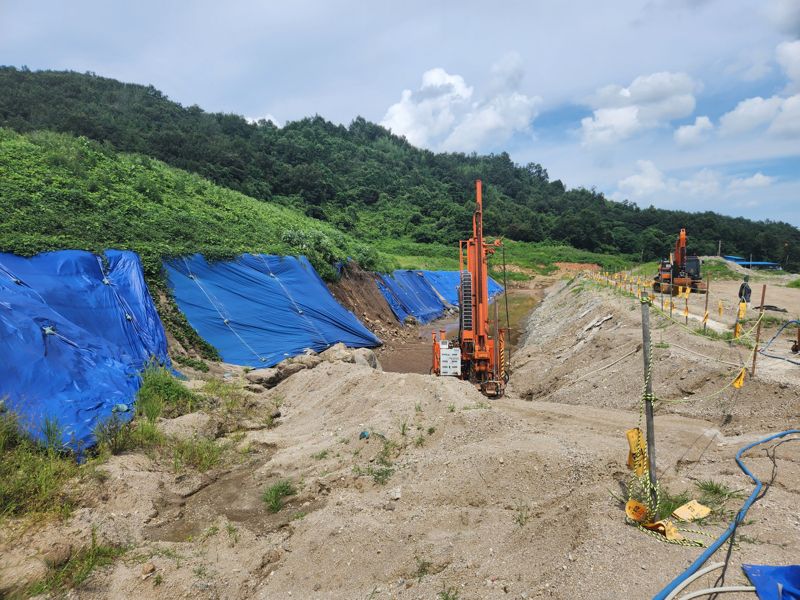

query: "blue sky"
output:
1 0 799 224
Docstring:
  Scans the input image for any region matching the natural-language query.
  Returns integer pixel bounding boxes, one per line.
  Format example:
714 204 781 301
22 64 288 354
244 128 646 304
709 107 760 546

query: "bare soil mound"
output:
3 278 797 599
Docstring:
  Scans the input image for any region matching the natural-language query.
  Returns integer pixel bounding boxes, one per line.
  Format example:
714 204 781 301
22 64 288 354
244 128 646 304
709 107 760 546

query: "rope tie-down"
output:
182 257 268 364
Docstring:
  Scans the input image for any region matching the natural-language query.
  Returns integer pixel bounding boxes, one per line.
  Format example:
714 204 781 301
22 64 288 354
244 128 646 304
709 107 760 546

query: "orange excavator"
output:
653 228 707 294
431 180 508 397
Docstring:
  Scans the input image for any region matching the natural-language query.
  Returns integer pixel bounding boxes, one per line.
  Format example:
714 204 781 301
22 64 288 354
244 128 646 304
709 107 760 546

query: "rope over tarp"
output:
164 254 381 368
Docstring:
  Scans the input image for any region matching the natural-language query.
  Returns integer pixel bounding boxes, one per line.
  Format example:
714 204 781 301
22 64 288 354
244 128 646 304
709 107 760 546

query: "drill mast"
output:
432 180 507 397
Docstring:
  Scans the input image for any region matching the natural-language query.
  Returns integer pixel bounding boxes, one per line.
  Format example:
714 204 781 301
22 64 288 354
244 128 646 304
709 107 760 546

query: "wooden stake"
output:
640 301 658 504
751 285 767 376
703 275 711 333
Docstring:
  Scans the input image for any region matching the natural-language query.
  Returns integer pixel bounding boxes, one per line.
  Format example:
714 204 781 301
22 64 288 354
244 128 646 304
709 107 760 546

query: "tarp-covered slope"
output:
377 271 447 324
418 270 503 306
377 270 504 324
165 254 380 367
0 250 169 449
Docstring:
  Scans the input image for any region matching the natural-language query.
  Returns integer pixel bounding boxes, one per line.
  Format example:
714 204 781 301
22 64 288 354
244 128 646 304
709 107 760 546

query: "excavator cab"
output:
653 229 707 294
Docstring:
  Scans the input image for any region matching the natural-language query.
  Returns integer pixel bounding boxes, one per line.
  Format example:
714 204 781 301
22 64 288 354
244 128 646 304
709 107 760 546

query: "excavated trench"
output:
375 287 543 374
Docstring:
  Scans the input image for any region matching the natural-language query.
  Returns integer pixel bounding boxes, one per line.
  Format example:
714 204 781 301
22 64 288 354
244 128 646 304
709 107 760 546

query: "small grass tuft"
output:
202 379 246 413
263 480 296 513
138 366 202 418
513 501 531 527
26 528 125 595
94 413 132 455
656 488 691 521
171 437 222 472
696 479 743 508
438 585 461 600
414 556 432 582
172 354 210 373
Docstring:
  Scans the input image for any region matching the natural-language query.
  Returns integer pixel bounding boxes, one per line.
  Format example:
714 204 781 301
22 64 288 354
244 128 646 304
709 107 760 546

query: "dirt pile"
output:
2 277 798 599
512 279 800 430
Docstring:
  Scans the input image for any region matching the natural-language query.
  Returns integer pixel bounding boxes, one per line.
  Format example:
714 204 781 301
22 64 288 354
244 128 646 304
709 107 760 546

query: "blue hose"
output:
652 428 800 600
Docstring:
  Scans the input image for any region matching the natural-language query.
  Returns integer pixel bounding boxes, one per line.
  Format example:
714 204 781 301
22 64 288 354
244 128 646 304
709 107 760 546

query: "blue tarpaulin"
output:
0 250 169 450
418 270 503 306
164 254 380 367
377 270 505 324
377 271 448 324
743 564 800 600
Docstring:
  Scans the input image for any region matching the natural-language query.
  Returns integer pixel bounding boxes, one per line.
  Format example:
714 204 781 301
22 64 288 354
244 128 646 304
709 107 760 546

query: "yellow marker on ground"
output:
733 367 746 389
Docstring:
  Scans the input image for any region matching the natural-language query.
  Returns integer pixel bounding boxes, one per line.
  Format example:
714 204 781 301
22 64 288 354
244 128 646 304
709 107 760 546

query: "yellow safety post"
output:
734 301 747 338
718 300 724 317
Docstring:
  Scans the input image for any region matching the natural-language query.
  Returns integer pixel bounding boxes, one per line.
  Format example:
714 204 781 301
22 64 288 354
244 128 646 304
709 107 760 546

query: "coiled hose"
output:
653 428 800 600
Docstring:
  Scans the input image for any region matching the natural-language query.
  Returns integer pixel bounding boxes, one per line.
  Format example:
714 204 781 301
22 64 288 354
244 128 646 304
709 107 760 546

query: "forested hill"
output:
2 66 798 269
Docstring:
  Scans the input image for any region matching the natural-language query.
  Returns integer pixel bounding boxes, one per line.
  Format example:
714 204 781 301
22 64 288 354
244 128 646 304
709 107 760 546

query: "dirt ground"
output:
2 275 799 599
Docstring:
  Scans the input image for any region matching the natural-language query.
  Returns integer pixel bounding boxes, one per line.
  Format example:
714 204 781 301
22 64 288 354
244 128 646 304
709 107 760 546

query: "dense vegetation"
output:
2 66 798 270
0 128 380 281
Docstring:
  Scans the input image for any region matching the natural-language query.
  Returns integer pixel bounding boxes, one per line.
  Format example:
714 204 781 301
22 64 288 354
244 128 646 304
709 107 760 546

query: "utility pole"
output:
640 301 658 505
718 240 721 257
751 285 767 376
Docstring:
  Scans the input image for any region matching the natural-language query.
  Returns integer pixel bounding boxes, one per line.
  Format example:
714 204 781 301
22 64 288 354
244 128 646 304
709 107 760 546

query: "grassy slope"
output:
0 128 634 284
0 128 382 281
377 239 633 276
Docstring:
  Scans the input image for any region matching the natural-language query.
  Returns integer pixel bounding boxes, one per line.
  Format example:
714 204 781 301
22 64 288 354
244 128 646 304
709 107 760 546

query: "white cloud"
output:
719 96 783 135
380 68 472 148
768 93 800 136
777 40 800 91
442 92 540 152
246 113 282 127
381 58 539 152
616 160 666 198
719 93 800 137
674 115 713 146
678 168 722 196
581 72 698 145
614 161 774 201
729 172 775 190
580 106 641 145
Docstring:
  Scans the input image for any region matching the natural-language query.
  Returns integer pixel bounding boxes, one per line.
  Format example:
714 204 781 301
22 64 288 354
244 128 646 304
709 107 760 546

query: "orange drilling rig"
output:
431 180 508 397
653 228 707 294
